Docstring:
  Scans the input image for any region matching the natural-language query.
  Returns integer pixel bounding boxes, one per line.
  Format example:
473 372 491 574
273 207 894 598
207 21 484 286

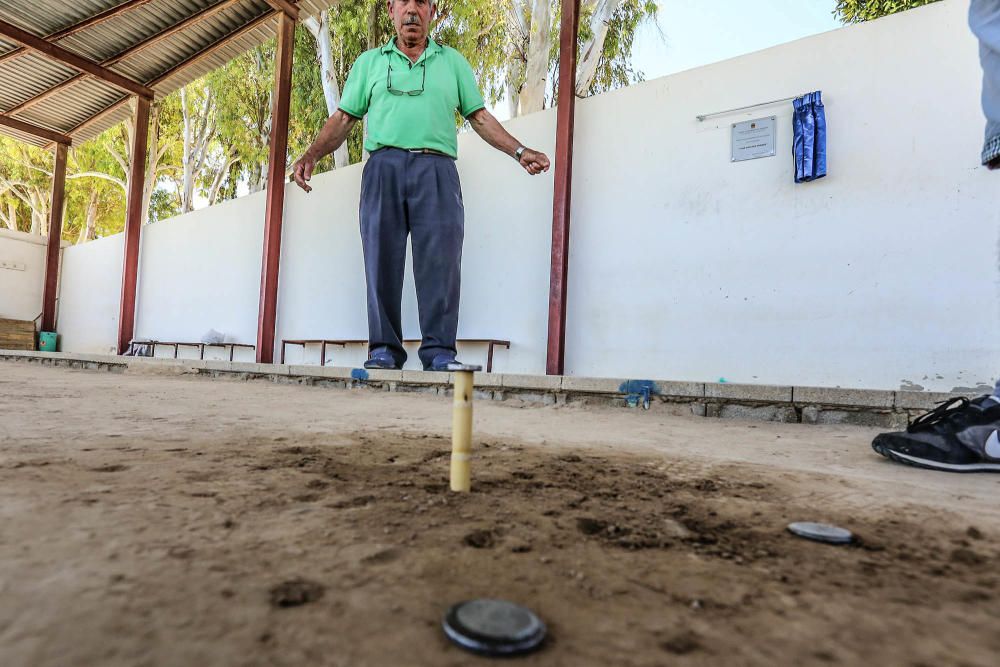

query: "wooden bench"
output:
127 340 255 361
280 338 510 372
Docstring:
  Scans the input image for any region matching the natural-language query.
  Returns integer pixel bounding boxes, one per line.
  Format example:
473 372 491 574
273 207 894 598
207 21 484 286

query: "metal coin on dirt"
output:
787 521 853 545
443 599 546 656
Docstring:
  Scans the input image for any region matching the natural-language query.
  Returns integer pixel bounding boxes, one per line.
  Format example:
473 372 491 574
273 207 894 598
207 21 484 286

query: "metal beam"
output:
0 0 156 66
0 112 71 145
546 0 580 376
40 143 68 333
256 12 295 364
117 97 151 355
264 0 300 20
0 18 154 100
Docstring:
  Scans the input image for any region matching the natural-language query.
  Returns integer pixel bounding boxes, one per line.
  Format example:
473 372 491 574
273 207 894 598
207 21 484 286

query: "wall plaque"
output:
731 116 776 162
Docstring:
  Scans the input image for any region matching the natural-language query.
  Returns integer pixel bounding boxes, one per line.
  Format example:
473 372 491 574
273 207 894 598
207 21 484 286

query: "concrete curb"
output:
0 349 975 427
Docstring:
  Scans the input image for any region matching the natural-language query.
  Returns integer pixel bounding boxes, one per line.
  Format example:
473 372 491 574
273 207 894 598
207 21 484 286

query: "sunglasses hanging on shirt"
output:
387 58 426 96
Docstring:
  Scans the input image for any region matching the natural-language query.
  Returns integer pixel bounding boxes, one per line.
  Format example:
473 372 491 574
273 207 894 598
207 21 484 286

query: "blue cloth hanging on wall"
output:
793 91 827 183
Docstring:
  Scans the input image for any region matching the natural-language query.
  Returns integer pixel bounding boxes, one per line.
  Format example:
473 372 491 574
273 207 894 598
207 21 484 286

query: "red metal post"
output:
40 142 68 333
546 0 581 376
256 12 295 363
117 96 151 354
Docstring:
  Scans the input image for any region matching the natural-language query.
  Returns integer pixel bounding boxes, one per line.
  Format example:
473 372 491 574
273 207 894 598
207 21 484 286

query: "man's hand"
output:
289 110 358 193
518 149 550 176
291 152 317 193
466 109 552 176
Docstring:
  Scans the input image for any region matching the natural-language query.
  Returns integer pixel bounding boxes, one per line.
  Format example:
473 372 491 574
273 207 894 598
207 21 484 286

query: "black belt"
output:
380 146 453 158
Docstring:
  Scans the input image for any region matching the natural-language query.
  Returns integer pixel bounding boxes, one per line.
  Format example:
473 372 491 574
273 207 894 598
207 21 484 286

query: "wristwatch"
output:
514 146 526 161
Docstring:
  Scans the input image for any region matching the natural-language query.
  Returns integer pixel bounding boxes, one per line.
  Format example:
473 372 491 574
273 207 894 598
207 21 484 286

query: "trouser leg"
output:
970 0 1000 166
360 150 409 367
407 155 465 369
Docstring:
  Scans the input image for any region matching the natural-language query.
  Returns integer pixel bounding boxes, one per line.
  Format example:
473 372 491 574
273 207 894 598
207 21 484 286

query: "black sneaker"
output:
872 396 1000 472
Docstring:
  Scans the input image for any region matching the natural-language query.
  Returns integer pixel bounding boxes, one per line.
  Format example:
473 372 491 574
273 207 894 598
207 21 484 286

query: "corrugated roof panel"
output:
113 4 271 83
0 53 78 111
151 20 276 94
57 0 222 64
0 0 338 146
0 1 120 40
18 78 125 132
74 102 133 143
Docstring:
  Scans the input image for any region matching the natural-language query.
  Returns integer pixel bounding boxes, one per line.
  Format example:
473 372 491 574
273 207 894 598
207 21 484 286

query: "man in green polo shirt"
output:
292 0 550 372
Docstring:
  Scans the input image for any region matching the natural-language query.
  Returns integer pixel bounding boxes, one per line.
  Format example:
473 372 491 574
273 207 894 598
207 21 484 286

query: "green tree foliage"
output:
435 0 510 105
503 1 659 112
209 44 275 194
324 0 394 163
289 26 333 167
65 137 127 243
0 0 660 242
834 0 942 23
579 0 659 96
0 137 53 235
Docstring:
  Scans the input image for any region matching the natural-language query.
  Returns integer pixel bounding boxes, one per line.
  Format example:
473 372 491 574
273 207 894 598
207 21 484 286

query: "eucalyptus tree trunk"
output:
118 99 164 225
576 0 624 96
1 200 16 231
304 11 350 168
180 86 216 213
519 0 552 114
77 189 99 244
506 0 530 117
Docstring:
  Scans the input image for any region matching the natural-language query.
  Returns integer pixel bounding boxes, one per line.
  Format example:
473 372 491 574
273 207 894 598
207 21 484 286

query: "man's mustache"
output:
404 15 420 25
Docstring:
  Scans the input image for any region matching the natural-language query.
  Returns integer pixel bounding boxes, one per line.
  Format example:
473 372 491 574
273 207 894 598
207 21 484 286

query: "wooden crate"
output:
0 318 35 350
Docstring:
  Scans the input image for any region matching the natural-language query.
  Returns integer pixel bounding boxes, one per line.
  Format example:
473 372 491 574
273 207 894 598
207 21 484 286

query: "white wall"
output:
133 195 264 361
0 229 48 322
57 233 123 355
49 0 1000 390
565 0 1000 391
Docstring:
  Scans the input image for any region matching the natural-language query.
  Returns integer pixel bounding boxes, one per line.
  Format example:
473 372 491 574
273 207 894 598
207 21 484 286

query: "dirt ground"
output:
1 364 999 666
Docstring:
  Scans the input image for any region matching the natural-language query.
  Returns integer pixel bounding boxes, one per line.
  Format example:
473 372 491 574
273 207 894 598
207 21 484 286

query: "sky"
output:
490 0 844 121
632 0 843 82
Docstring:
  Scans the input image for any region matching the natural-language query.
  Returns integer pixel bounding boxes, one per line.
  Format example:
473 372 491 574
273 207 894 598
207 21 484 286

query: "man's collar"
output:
381 36 443 58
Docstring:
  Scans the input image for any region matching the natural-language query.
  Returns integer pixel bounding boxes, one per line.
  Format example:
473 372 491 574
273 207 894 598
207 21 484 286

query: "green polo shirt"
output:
338 37 486 159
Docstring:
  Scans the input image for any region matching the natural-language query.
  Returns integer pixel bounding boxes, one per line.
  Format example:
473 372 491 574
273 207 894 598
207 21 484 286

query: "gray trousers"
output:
360 148 464 369
971 2 1000 398
972 0 1000 167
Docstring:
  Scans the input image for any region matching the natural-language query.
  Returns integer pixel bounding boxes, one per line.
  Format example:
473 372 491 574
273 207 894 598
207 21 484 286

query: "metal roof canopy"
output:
0 0 330 148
